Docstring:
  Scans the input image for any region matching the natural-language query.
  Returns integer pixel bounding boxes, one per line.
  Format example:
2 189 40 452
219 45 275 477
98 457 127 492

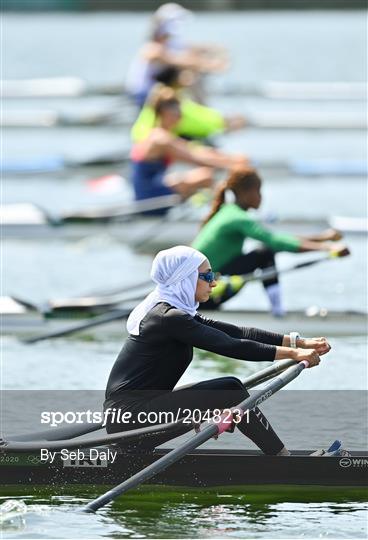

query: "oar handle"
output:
61 194 181 223
330 246 350 258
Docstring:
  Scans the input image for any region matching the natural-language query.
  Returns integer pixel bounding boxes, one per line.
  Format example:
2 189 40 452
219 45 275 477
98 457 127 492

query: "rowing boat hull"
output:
1 216 366 246
3 307 367 337
3 78 365 100
1 449 367 491
2 109 365 129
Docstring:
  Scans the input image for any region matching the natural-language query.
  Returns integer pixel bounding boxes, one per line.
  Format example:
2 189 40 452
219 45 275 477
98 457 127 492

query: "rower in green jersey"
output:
131 67 246 143
192 167 345 316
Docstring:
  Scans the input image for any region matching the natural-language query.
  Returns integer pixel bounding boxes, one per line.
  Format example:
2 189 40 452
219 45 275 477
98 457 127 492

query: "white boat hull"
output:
2 307 367 338
1 207 366 250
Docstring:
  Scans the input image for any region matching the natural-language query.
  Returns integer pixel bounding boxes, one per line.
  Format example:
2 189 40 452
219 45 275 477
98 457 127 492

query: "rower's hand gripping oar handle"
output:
329 246 350 258
291 246 350 271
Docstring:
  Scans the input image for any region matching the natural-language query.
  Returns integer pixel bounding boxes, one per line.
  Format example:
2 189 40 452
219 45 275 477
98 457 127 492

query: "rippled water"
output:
2 334 367 391
1 493 367 539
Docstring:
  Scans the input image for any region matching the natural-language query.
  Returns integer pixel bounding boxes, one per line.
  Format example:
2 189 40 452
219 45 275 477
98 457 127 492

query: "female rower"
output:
131 66 246 143
104 245 330 456
192 167 345 316
130 87 247 209
126 3 227 107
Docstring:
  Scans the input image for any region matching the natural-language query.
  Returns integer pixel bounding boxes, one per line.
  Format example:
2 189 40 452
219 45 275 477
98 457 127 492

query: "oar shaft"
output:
23 308 132 344
79 279 152 301
84 423 218 512
50 290 150 312
130 198 191 251
242 257 327 284
84 360 307 512
243 359 296 389
62 194 181 222
4 419 187 452
211 253 342 306
242 249 348 285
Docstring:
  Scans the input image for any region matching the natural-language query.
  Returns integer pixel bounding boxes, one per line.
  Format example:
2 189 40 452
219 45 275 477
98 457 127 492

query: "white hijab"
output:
127 245 206 335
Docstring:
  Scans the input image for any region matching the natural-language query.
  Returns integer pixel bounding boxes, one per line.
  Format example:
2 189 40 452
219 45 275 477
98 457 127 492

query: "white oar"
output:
83 359 309 512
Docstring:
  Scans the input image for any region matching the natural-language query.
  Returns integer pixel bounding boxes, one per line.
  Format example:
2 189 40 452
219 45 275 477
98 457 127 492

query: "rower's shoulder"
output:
141 42 165 61
219 203 248 215
217 204 253 223
156 303 195 328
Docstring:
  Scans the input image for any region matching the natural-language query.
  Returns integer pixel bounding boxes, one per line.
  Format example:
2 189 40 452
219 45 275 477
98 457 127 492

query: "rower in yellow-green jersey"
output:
131 66 246 143
192 167 344 316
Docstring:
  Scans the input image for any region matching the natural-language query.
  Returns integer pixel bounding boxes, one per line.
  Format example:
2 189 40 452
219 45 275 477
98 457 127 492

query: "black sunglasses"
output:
198 271 219 283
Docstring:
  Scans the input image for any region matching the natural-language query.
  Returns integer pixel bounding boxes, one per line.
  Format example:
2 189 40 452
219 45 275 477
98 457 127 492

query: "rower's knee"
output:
193 166 214 187
217 376 248 392
255 246 276 262
185 166 214 190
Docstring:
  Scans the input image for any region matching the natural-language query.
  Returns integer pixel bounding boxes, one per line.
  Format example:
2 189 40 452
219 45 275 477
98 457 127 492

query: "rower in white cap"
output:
126 3 228 107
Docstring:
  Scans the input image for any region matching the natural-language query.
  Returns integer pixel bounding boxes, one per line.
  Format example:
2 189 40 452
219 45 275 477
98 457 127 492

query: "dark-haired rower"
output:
192 167 345 316
131 67 246 143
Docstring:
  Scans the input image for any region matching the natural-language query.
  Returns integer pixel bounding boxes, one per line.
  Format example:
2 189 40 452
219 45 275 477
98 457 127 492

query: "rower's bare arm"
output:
142 43 220 72
224 115 247 132
297 239 347 253
189 44 227 55
162 135 248 169
189 45 229 72
135 130 195 162
302 228 343 242
187 145 249 169
142 43 193 67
